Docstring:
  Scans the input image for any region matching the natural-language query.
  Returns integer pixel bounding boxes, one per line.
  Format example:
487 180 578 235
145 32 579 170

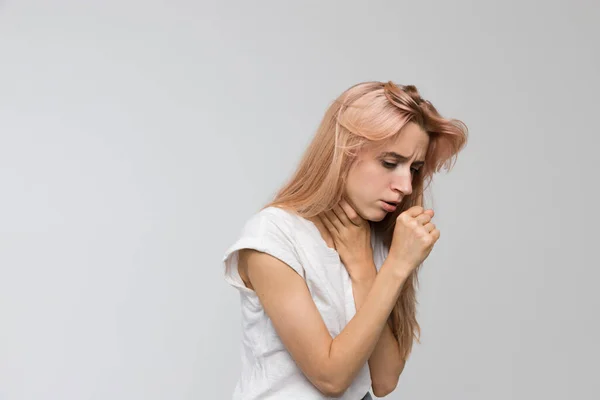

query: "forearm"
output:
351 271 406 395
326 259 408 392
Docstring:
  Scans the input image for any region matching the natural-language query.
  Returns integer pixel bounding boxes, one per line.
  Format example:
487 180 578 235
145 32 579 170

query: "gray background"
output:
1 0 598 399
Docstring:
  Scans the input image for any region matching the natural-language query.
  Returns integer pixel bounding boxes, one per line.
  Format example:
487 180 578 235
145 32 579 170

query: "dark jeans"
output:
361 393 373 400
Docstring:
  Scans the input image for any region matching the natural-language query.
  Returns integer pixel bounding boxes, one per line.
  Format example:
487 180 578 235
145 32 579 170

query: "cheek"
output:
363 164 387 187
350 165 386 197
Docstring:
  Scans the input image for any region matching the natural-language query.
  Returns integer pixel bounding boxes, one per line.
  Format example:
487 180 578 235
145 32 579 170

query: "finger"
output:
339 198 362 226
419 208 433 216
405 206 425 218
319 213 339 235
332 203 351 227
415 211 433 225
423 222 436 233
323 210 342 234
327 208 345 232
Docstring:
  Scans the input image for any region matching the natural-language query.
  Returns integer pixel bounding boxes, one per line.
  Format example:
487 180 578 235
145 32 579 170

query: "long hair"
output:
261 81 468 360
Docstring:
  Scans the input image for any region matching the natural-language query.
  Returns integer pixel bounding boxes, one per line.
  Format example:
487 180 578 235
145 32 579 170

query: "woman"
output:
222 81 468 399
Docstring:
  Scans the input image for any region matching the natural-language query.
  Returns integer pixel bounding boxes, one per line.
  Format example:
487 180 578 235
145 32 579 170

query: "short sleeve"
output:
221 209 305 293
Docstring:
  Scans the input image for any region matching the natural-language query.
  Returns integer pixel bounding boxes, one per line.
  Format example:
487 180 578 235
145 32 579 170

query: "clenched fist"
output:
388 206 440 276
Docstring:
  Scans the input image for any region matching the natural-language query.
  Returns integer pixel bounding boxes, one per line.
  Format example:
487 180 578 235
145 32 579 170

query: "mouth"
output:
380 200 398 212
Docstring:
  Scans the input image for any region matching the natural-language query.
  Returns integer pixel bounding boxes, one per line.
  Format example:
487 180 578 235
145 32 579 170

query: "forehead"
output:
365 122 430 159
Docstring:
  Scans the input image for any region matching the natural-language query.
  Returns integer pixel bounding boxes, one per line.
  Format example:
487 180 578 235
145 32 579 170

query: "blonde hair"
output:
261 81 468 360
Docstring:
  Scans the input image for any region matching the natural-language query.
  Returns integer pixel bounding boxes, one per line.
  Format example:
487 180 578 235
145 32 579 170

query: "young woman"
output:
222 81 468 399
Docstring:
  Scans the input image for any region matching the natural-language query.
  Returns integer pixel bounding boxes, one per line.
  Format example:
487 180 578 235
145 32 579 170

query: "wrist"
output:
380 257 411 283
348 260 377 284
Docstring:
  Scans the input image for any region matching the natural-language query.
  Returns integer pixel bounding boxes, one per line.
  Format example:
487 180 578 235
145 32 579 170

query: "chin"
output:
369 213 387 222
360 205 387 222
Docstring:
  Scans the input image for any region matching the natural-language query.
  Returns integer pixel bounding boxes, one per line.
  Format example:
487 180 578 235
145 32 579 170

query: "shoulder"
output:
222 206 305 291
241 206 301 240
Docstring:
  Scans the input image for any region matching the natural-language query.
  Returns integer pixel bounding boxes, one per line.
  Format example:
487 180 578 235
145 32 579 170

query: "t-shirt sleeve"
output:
221 211 305 293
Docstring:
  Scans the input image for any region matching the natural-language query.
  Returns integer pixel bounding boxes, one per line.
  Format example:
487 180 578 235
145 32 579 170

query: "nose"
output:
391 173 413 196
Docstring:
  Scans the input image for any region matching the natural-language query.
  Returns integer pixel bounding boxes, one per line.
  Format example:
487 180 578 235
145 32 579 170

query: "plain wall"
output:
1 0 598 399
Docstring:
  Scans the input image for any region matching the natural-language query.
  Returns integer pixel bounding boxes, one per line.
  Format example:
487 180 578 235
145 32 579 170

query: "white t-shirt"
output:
222 206 389 399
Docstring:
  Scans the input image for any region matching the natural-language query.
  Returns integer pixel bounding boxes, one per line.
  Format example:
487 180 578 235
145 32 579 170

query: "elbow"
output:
372 359 404 397
315 379 348 398
319 377 398 398
372 370 400 397
319 386 346 398
313 373 352 398
372 377 399 397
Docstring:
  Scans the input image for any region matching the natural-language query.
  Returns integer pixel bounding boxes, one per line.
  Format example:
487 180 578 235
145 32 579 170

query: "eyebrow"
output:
380 152 425 166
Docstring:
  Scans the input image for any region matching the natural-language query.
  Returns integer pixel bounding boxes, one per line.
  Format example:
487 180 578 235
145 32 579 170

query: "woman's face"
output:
343 121 430 222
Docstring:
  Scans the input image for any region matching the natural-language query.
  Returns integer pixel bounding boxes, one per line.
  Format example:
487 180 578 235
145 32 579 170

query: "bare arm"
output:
241 248 408 397
350 268 406 397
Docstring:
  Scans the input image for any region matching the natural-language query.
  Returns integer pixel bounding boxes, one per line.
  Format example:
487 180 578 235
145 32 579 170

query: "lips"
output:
381 201 398 212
